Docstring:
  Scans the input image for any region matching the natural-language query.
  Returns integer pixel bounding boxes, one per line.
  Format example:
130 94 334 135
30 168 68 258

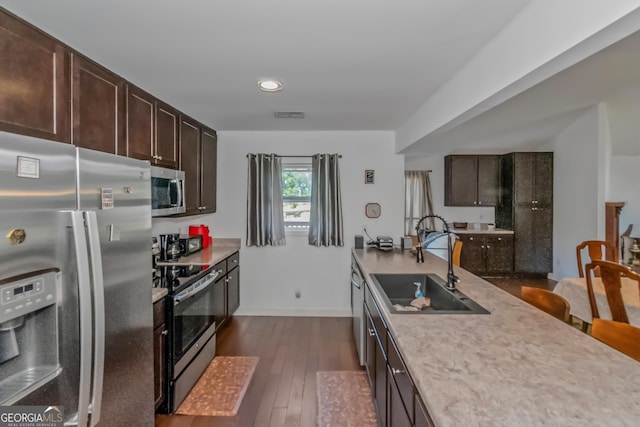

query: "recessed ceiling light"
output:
257 79 283 92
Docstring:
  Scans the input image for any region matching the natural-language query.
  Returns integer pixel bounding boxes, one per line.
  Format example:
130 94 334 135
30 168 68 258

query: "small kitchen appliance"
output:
179 235 203 256
160 233 182 262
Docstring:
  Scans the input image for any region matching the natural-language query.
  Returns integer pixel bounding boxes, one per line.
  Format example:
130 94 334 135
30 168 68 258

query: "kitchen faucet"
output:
415 214 460 290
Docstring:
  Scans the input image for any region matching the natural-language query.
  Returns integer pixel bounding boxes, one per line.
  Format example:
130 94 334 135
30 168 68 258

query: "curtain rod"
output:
246 154 342 158
406 169 433 172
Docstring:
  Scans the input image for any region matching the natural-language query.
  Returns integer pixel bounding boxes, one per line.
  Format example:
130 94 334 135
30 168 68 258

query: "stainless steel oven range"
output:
159 266 220 413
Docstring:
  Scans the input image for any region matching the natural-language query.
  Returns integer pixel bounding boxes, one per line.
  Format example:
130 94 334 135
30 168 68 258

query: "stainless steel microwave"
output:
151 166 186 217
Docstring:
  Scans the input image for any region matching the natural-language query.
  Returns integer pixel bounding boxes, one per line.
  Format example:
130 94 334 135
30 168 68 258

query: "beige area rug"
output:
176 356 258 416
317 371 378 427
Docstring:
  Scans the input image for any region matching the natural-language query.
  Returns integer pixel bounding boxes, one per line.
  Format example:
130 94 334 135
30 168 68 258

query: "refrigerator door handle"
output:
85 211 105 426
70 211 93 427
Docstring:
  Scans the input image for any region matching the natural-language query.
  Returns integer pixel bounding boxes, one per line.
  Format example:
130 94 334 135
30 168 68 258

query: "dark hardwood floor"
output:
155 316 362 427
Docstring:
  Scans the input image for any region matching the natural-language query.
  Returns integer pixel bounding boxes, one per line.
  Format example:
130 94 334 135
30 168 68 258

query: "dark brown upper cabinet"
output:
71 54 125 155
444 155 500 207
125 85 179 169
0 10 69 142
179 116 217 216
180 116 201 216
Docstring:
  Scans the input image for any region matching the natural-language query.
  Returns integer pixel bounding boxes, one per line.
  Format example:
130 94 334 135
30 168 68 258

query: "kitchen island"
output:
353 247 640 426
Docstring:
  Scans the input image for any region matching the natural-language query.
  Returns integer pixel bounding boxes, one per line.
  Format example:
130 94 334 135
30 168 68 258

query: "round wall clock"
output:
365 202 381 218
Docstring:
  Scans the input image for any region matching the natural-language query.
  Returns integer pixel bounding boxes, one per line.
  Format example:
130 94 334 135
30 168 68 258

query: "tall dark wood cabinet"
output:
200 128 218 213
0 11 69 142
496 153 553 274
126 85 155 161
445 155 500 206
155 102 179 169
71 54 126 155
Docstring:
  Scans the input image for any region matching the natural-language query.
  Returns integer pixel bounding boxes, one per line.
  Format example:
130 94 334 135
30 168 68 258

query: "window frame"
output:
281 160 313 232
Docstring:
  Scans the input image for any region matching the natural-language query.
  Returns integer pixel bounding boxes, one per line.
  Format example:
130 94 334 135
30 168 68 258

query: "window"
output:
282 162 312 230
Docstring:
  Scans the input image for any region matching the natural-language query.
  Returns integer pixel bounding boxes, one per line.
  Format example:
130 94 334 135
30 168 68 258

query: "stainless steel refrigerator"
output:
0 132 154 426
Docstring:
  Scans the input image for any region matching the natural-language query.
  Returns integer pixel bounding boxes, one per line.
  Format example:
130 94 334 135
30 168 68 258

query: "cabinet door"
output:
532 208 553 273
213 278 226 330
180 117 201 215
533 153 553 207
155 102 179 169
374 335 387 426
445 156 478 206
513 153 536 206
485 235 514 274
0 11 69 142
153 324 166 410
415 394 435 427
477 155 500 206
364 306 376 389
514 206 536 272
125 85 154 161
72 55 125 154
200 128 217 213
227 268 240 317
387 367 412 427
459 234 485 274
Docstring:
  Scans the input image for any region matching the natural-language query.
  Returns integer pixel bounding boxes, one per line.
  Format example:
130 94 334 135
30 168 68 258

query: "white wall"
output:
552 105 607 279
609 155 640 233
154 131 404 316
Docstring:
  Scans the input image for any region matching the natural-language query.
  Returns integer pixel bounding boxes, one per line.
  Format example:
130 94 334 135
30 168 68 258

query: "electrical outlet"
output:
295 289 301 299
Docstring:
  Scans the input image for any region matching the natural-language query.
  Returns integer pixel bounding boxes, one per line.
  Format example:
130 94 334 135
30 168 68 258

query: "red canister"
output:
189 224 210 248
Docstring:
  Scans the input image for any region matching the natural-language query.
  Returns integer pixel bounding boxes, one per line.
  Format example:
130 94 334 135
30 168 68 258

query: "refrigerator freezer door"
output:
0 133 88 425
76 148 154 426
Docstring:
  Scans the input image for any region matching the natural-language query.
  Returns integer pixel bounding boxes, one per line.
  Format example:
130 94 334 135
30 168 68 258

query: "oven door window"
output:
173 284 215 361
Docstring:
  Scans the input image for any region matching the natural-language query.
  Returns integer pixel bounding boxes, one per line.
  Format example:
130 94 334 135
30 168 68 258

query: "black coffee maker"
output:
159 233 182 262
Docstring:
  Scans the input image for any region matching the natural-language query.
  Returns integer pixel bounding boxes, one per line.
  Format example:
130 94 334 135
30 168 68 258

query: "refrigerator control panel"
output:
0 270 57 323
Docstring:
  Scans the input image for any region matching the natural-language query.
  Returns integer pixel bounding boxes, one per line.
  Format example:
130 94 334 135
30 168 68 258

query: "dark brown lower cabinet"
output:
226 266 240 317
459 233 514 276
152 298 166 410
212 275 226 329
364 283 435 427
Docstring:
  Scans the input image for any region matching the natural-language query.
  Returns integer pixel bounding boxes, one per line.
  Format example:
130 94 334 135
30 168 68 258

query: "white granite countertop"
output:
451 227 513 235
353 247 640 427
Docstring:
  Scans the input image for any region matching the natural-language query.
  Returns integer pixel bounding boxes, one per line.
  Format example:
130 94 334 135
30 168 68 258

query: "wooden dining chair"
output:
585 260 640 324
520 286 571 323
591 318 640 362
576 240 617 277
452 240 463 267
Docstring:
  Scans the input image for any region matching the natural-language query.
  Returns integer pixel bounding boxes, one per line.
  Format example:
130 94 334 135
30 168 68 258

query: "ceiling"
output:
403 28 640 156
0 0 531 131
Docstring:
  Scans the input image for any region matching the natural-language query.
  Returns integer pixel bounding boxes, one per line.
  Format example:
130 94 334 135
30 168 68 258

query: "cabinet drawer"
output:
212 259 226 278
388 332 414 424
227 251 240 271
153 298 165 329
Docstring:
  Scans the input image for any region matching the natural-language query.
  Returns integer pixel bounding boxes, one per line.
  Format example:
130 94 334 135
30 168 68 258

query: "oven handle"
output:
173 270 220 305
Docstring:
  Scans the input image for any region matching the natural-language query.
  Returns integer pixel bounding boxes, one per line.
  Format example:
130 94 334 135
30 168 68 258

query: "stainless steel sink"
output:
369 273 489 314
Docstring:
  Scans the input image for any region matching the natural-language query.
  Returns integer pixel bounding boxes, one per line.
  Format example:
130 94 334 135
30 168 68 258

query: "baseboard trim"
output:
234 307 352 317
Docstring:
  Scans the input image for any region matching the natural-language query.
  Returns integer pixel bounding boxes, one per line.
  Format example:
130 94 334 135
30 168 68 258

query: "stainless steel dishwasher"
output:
351 254 366 366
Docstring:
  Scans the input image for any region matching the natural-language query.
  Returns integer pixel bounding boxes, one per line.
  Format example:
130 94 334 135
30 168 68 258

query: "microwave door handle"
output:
70 211 92 427
176 178 184 209
85 211 105 426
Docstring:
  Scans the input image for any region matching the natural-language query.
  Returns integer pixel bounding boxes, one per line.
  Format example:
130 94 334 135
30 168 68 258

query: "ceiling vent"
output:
274 112 305 119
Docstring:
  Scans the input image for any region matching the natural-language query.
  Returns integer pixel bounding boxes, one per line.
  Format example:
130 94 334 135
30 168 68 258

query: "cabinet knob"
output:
469 237 474 241
368 328 375 337
498 237 502 241
481 245 485 249
391 367 406 376
473 201 477 205
486 245 491 249
157 155 163 160
233 259 238 264
162 330 168 336
478 201 482 205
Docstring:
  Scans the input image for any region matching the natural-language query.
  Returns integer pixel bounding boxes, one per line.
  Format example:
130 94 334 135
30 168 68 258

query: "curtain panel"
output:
246 153 286 247
404 170 434 234
309 154 343 246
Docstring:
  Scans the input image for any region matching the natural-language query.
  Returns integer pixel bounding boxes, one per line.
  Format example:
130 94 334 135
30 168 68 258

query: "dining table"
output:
553 276 640 326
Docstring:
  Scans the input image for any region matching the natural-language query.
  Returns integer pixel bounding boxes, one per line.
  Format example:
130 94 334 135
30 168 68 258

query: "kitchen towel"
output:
317 371 378 427
176 356 258 416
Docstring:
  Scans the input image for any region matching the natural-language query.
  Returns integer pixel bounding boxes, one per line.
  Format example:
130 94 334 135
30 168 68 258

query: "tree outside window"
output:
282 163 312 229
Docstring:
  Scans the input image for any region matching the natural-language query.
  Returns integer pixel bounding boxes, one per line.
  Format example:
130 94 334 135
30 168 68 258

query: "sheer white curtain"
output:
309 154 343 246
246 153 286 246
404 170 434 235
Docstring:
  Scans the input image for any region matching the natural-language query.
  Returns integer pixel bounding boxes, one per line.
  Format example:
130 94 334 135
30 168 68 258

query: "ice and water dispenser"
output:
0 270 61 405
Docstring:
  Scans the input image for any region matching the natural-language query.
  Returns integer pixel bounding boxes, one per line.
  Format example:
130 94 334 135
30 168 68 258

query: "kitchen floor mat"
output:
176 356 258 416
317 371 378 427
